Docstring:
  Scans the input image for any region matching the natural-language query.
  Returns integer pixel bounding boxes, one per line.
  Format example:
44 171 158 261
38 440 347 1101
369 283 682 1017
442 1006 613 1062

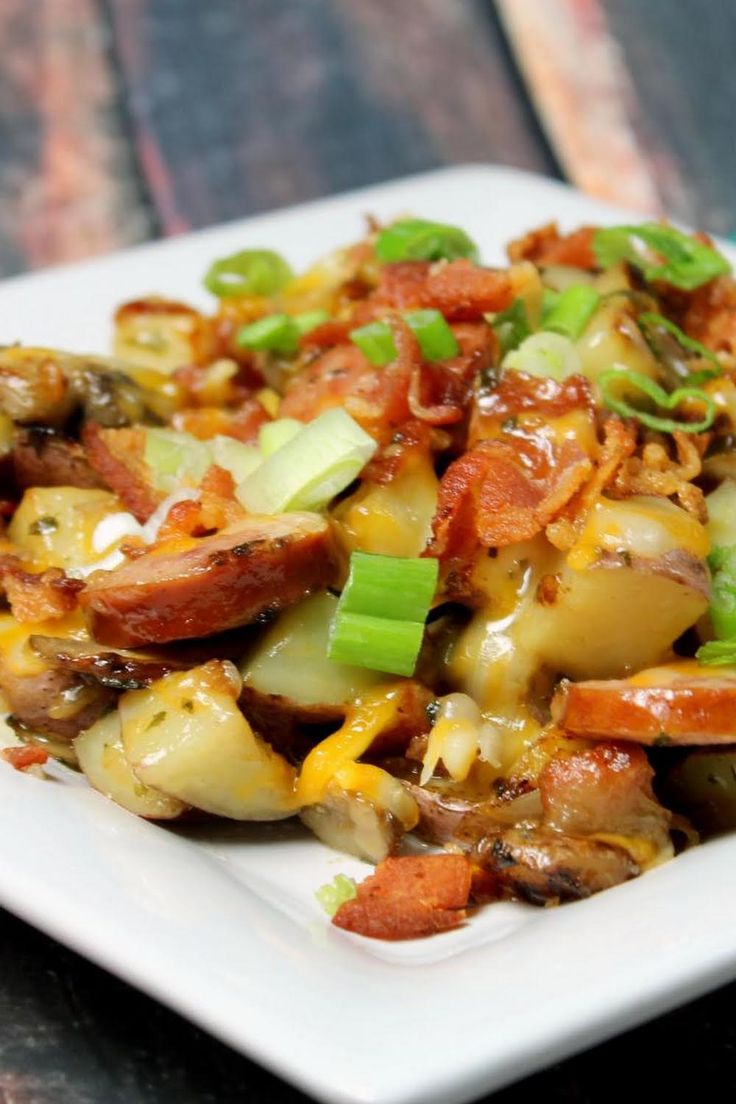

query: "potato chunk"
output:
76 711 187 820
119 660 298 820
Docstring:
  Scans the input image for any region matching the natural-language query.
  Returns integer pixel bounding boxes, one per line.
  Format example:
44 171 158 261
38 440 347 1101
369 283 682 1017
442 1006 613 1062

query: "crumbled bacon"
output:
1 745 49 771
374 260 512 320
680 275 736 354
171 397 269 443
0 557 83 622
332 854 472 940
82 423 161 521
155 464 245 541
428 434 592 583
507 222 597 270
611 430 706 520
470 370 594 445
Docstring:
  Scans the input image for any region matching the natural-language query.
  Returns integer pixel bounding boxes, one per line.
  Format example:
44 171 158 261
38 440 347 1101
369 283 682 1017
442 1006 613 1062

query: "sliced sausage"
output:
553 665 736 745
11 428 105 490
80 513 339 647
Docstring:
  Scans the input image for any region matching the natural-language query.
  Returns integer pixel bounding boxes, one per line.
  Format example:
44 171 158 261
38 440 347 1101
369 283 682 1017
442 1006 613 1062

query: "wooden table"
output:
1 2 735 1100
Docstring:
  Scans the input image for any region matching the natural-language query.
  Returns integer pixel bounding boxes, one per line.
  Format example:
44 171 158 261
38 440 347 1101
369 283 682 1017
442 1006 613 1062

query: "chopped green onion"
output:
491 299 531 355
503 332 582 380
328 552 438 676
294 309 330 335
350 310 459 365
259 417 303 457
637 311 721 384
598 368 716 434
237 313 299 353
315 873 357 917
375 218 479 264
405 309 459 360
208 435 262 482
706 481 736 548
144 429 212 490
204 249 293 298
236 407 377 514
593 224 729 290
707 546 736 640
350 321 397 366
328 612 425 677
540 288 560 324
697 639 736 666
338 551 439 622
543 285 600 339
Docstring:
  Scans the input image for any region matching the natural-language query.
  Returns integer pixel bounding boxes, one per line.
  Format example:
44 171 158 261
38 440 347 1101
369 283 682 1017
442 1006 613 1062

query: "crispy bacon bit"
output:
0 558 83 622
681 275 736 354
374 260 512 321
332 854 472 941
280 344 379 423
1 745 49 771
507 222 598 270
155 464 244 541
553 669 736 746
83 423 161 521
539 742 670 848
428 435 592 576
471 370 594 442
363 420 433 484
611 430 706 520
546 417 637 549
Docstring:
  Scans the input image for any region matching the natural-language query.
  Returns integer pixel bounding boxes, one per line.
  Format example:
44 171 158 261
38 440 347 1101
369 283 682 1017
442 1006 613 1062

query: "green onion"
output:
697 639 736 666
338 551 439 622
706 481 736 548
203 249 293 298
350 321 397 366
144 429 212 489
543 285 600 339
405 309 459 360
328 551 438 676
503 332 582 380
294 309 330 335
236 407 377 514
374 218 479 264
491 299 531 355
208 435 262 482
258 417 303 457
598 368 716 434
637 311 721 384
315 873 357 917
237 313 299 353
706 546 736 639
593 224 729 290
351 310 459 366
328 612 425 677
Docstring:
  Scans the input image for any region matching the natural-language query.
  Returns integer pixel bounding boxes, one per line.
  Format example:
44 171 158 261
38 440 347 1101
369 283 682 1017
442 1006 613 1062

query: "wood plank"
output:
0 0 154 277
106 0 557 236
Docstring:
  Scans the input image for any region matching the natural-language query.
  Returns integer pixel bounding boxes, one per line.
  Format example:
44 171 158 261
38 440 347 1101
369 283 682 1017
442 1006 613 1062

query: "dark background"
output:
2 1 736 1101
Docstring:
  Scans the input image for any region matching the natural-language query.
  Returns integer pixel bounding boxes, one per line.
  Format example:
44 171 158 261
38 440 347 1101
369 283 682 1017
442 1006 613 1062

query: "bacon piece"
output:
553 667 736 745
82 423 161 521
681 275 736 354
11 428 105 490
0 558 83 622
332 854 472 941
279 344 378 423
507 223 597 270
80 512 338 647
471 370 594 444
374 260 512 320
429 436 592 560
154 465 245 541
539 742 670 846
1 745 49 771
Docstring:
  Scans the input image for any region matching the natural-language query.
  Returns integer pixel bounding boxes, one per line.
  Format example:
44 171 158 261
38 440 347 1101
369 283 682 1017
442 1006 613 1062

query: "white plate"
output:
2 165 736 1104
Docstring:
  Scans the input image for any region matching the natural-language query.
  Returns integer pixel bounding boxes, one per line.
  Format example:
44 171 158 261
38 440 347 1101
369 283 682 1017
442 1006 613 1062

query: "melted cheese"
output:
0 611 88 677
567 495 709 571
334 453 438 558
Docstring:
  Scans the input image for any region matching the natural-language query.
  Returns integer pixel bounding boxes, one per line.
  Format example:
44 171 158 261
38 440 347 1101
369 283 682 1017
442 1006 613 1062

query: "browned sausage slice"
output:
553 663 736 745
80 513 338 647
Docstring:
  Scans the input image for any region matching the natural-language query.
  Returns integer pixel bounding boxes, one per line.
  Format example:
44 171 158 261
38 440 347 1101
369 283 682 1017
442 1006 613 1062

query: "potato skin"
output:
81 513 339 647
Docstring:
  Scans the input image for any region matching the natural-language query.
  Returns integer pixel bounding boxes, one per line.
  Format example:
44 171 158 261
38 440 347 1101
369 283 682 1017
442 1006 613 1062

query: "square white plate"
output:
2 165 736 1104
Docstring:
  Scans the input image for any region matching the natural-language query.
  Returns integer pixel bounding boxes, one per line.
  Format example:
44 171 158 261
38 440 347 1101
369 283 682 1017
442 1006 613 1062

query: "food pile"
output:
3 214 736 940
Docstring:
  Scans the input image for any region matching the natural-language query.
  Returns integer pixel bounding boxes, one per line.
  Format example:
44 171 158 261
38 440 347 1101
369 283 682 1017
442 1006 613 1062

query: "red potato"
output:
553 664 736 745
81 513 338 647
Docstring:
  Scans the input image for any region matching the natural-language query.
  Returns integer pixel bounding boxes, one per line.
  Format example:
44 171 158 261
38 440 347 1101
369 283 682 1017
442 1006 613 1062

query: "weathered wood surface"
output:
1 1 736 1101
